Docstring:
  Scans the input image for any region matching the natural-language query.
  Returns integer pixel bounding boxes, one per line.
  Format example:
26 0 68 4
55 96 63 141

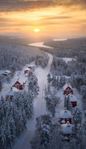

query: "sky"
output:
0 0 86 39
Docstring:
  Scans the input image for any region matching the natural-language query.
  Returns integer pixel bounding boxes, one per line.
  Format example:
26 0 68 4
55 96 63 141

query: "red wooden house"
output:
12 81 25 90
63 84 73 95
69 95 78 108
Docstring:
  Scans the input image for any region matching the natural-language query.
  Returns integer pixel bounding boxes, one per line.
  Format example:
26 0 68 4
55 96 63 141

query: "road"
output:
13 53 53 149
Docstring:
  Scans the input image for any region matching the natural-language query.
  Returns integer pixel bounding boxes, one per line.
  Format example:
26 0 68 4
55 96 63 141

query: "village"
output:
0 41 86 149
0 63 39 149
31 79 84 149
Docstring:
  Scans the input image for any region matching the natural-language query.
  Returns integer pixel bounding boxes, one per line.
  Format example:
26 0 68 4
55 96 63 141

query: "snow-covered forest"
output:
0 69 39 149
0 37 86 149
31 38 86 149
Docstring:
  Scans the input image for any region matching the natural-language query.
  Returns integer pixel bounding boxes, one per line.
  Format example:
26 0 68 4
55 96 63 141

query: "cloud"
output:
0 0 86 12
42 16 72 21
0 1 53 11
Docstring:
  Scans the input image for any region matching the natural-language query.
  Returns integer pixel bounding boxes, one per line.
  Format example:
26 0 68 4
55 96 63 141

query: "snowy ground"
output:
13 52 53 149
0 41 84 149
0 42 53 149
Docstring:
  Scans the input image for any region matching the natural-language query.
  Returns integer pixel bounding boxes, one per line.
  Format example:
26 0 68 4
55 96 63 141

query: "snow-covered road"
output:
13 53 53 149
34 53 53 117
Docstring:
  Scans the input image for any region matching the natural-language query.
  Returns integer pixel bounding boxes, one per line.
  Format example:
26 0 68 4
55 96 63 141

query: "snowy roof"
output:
24 67 31 72
4 70 11 73
63 83 72 91
0 70 11 75
25 62 35 69
69 94 77 102
14 81 21 84
60 110 72 119
61 123 74 134
62 57 76 64
12 87 20 92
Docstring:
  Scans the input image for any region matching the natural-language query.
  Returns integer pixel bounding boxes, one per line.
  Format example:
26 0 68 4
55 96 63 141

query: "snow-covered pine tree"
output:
28 74 39 98
0 90 34 149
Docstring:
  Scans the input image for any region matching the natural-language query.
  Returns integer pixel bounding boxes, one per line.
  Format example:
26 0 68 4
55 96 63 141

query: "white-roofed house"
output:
59 109 73 124
24 67 33 77
60 121 74 138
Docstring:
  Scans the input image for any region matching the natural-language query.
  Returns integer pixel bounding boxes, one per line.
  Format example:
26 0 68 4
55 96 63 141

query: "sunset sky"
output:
0 0 86 39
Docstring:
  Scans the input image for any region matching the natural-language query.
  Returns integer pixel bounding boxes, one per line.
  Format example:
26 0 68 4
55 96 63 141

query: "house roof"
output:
12 87 20 92
69 94 77 102
24 68 31 72
12 80 24 92
60 110 72 119
63 83 72 91
14 81 21 85
61 123 74 134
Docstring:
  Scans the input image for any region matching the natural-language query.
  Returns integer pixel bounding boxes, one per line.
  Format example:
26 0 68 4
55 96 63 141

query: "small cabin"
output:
59 110 73 124
12 81 24 90
2 70 11 76
63 84 73 95
61 121 74 136
69 95 77 108
24 67 32 76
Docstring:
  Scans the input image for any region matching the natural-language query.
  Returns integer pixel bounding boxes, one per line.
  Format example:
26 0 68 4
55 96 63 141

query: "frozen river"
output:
29 42 53 49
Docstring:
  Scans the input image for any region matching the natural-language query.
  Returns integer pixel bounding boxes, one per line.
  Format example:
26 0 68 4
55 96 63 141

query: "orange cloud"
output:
0 4 86 38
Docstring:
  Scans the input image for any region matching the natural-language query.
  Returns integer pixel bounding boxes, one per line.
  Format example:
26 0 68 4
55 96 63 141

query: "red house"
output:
69 95 77 108
12 81 24 90
63 84 73 95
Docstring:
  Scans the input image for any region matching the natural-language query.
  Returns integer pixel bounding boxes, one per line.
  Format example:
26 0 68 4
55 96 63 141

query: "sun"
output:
33 28 40 33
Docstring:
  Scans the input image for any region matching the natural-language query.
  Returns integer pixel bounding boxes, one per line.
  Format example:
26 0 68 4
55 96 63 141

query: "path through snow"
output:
13 53 53 149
